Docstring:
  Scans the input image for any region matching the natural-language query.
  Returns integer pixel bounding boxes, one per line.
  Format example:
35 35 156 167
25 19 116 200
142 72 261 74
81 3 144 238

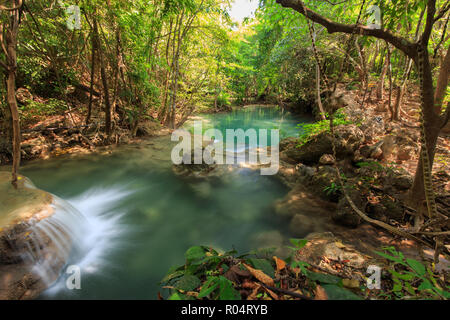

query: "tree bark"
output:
376 53 388 100
86 29 97 125
94 19 112 136
1 0 23 188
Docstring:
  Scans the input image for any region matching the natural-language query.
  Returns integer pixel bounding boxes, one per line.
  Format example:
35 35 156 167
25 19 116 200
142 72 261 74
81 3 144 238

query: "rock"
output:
382 198 404 221
390 173 413 191
274 186 336 219
295 232 374 269
332 190 364 228
172 135 217 178
381 135 396 160
135 120 161 137
289 214 316 237
397 146 414 161
279 137 298 152
15 88 33 104
0 172 67 300
319 154 335 165
359 116 385 143
309 166 340 202
360 145 372 158
285 125 364 165
370 147 383 160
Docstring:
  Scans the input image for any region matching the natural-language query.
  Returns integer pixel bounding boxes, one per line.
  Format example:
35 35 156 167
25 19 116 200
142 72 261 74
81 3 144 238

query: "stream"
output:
19 106 311 299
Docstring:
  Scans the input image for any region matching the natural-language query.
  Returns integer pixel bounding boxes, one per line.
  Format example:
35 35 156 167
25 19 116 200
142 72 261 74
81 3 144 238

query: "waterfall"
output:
5 185 130 297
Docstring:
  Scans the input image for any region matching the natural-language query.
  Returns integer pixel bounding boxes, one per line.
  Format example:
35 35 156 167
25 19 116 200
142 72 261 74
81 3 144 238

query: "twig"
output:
260 283 312 300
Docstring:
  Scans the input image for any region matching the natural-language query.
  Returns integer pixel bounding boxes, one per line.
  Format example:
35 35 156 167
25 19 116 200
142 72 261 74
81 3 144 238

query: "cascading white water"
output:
13 186 131 297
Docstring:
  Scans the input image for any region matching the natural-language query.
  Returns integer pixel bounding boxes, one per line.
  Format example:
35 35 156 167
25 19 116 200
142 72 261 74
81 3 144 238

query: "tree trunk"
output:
315 63 326 119
94 19 112 136
2 0 22 188
376 53 388 100
86 29 97 125
6 67 20 188
435 46 449 114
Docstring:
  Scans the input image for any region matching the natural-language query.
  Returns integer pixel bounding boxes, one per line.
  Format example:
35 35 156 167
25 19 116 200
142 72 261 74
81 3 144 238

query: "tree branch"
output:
422 0 437 43
0 0 23 11
275 0 417 60
434 0 450 21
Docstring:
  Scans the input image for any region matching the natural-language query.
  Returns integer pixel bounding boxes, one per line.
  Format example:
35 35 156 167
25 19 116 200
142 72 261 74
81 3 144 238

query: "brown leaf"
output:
273 256 286 272
314 285 328 300
247 284 262 300
264 287 279 300
242 279 257 289
243 263 275 287
224 265 252 283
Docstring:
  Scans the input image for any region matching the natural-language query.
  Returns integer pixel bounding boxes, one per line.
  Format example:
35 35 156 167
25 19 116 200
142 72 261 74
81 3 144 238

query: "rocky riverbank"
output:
273 89 449 272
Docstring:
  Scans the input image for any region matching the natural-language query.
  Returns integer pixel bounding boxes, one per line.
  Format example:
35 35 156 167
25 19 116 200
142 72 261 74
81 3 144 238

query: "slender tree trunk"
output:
1 0 22 188
435 46 449 114
376 53 388 100
386 43 394 119
315 63 326 119
94 19 112 137
86 30 97 125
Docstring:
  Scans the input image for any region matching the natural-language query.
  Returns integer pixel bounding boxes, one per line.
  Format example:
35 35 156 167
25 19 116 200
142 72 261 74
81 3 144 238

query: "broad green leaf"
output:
198 277 220 298
406 259 426 276
374 251 405 265
247 258 275 278
322 284 362 300
185 246 206 262
308 272 342 285
161 270 184 284
417 279 433 291
175 275 201 292
289 238 308 249
218 276 241 300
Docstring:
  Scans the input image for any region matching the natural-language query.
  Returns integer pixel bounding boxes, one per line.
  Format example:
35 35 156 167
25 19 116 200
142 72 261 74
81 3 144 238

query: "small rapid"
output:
40 187 130 297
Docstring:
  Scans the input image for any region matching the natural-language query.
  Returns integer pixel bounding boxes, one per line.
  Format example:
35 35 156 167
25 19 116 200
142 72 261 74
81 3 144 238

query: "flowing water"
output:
17 106 311 299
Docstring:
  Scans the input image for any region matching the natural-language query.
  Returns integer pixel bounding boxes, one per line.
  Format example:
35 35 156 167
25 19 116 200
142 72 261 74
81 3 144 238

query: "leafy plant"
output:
375 247 450 300
296 109 353 147
161 241 364 301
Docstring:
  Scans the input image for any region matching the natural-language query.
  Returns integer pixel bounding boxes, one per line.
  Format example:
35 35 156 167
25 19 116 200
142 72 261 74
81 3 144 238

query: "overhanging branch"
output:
276 0 417 60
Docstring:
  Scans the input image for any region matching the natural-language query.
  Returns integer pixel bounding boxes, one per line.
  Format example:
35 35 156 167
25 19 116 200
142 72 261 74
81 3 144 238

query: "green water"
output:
19 106 310 300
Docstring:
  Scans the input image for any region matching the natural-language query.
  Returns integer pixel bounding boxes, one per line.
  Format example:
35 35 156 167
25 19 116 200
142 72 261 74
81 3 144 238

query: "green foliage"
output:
375 247 450 300
162 240 364 300
323 182 342 196
296 109 352 147
19 99 68 124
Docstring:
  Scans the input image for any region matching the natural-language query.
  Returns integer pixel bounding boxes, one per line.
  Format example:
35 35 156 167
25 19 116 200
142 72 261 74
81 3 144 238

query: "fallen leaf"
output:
247 284 261 300
242 279 256 289
243 263 275 287
273 256 286 272
314 285 328 300
264 286 279 300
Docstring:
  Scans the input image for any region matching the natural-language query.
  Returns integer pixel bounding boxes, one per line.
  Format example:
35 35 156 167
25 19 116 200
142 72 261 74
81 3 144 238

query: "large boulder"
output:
332 189 365 228
285 125 364 165
0 172 68 300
